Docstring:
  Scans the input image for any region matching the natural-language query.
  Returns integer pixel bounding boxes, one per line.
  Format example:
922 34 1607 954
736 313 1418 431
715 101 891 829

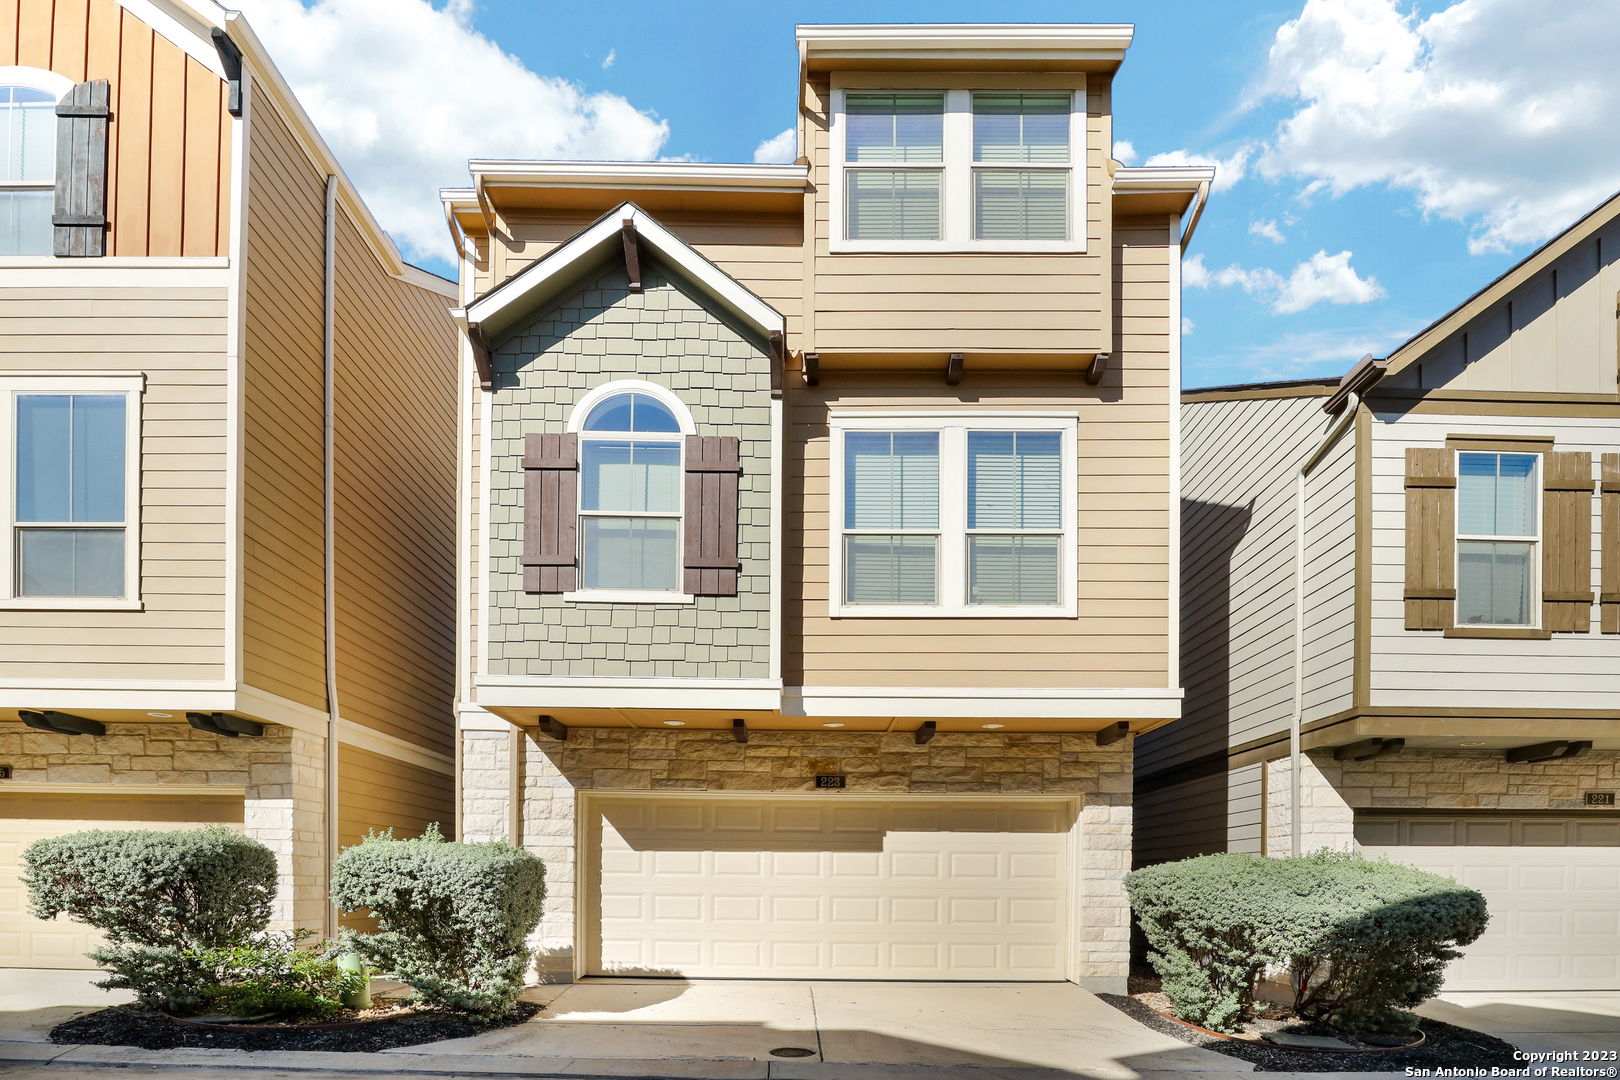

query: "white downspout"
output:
1289 392 1361 856
323 174 340 935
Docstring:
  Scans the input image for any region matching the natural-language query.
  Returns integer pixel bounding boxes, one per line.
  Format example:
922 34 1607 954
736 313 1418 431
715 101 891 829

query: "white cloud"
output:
1181 316 1195 335
232 0 669 264
601 48 616 70
1112 140 1138 165
1254 0 1620 253
1183 249 1382 314
1143 146 1252 191
1250 219 1286 243
753 127 797 164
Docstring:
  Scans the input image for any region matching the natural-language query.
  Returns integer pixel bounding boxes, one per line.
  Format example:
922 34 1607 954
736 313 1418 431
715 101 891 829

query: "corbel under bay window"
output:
828 413 1077 618
0 374 142 609
829 86 1086 254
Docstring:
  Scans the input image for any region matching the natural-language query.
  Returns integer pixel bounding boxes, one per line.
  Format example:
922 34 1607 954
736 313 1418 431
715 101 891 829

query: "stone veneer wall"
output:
0 719 329 929
462 726 1134 988
485 265 773 680
1264 748 1620 855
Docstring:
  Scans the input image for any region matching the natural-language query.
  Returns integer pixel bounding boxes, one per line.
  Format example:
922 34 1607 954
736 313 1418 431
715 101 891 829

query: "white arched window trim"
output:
562 379 696 605
566 379 695 436
0 66 73 99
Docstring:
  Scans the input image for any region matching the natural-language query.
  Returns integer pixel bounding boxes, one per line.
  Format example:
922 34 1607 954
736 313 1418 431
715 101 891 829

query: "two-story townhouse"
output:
445 24 1208 990
0 0 459 967
1139 193 1620 992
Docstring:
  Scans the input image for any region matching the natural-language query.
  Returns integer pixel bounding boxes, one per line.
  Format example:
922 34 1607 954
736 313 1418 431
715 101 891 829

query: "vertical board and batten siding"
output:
1370 411 1620 708
0 288 228 679
1379 217 1620 397
331 211 458 757
783 217 1171 689
241 97 326 712
1139 393 1355 780
805 76 1111 356
0 0 231 257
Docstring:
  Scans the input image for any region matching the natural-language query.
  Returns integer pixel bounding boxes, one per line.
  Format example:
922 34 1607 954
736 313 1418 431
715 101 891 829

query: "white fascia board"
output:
468 161 809 192
1112 166 1216 193
783 686 1184 720
475 676 783 713
797 23 1133 57
465 205 785 343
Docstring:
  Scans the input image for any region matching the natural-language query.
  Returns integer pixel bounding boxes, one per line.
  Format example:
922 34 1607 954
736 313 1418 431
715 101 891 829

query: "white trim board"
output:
784 685 1184 720
475 677 783 713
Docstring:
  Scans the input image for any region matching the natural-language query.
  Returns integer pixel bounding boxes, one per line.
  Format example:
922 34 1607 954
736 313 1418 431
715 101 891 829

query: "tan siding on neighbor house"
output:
241 99 326 711
0 0 232 258
0 288 228 681
337 744 455 847
331 212 458 756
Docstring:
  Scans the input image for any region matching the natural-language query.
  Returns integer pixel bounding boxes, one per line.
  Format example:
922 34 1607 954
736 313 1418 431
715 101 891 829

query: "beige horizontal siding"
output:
337 744 455 847
0 288 228 682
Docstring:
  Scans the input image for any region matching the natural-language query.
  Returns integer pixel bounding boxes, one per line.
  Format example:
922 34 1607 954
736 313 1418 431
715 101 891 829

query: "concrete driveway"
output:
1416 991 1620 1055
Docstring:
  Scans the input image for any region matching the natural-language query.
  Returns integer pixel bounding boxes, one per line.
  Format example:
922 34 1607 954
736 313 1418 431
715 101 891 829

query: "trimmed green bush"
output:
189 929 364 1021
1126 851 1487 1036
330 825 545 1020
22 826 278 1010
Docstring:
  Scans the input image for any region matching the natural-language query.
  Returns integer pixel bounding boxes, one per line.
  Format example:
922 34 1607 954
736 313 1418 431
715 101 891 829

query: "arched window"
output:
0 80 60 255
570 384 692 593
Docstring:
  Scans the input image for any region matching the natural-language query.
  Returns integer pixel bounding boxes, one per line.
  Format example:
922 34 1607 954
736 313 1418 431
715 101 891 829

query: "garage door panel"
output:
587 795 1074 980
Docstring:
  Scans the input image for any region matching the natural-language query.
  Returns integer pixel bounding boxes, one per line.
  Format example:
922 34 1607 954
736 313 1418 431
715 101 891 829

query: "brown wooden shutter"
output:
684 435 740 596
521 433 577 593
1404 447 1455 630
52 79 111 257
1602 453 1620 634
1542 451 1594 633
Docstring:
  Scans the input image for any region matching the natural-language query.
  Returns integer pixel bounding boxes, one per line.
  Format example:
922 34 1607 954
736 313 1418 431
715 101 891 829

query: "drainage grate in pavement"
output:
769 1047 817 1058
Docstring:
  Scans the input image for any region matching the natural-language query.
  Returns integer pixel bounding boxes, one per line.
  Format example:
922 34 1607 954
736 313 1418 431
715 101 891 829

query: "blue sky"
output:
235 0 1620 389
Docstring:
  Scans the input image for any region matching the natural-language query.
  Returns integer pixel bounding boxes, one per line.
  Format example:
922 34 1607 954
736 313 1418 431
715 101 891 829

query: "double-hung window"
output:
1456 451 1538 626
3 377 141 607
577 390 684 595
832 415 1075 617
832 85 1084 252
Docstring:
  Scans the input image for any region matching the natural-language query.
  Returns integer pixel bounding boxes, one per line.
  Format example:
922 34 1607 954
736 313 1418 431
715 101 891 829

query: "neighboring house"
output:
1138 193 1620 991
444 23 1208 990
0 0 459 967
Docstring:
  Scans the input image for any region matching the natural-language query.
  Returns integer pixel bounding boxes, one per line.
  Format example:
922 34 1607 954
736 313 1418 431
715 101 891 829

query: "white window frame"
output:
0 373 143 610
828 410 1078 619
1453 449 1541 629
828 85 1088 255
0 68 72 255
562 379 696 605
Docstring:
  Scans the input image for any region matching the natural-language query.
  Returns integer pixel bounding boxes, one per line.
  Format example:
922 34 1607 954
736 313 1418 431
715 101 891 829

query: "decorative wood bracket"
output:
733 719 748 744
802 350 820 386
1085 352 1109 385
1095 721 1130 747
769 331 784 398
20 710 106 736
622 218 642 292
210 29 243 116
466 320 494 391
1505 739 1591 764
945 352 964 386
538 715 569 742
185 711 263 738
1333 737 1404 762
915 721 937 746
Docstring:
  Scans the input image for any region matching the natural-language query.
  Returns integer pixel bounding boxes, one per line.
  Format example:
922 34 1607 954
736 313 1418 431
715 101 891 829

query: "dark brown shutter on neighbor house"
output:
53 79 111 258
1542 450 1595 632
522 433 577 593
1405 447 1456 630
684 435 741 596
1602 453 1620 634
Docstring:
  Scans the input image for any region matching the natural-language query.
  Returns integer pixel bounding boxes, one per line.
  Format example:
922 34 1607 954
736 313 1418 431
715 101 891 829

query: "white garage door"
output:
1 791 244 969
1358 812 1620 991
583 795 1076 980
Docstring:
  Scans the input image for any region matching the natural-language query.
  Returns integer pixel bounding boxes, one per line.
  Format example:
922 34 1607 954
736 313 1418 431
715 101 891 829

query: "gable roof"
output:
1382 187 1620 381
460 202 786 344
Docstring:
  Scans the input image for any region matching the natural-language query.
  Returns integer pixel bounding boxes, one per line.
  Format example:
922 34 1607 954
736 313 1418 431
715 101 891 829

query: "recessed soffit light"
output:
822 722 844 728
147 712 172 718
982 723 1005 730
662 720 685 727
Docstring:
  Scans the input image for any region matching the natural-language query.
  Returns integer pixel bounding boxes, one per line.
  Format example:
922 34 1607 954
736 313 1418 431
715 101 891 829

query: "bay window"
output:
831 414 1076 617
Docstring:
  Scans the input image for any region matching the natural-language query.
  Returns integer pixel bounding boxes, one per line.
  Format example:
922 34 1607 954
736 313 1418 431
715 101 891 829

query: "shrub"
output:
22 826 278 1011
329 825 544 1020
1126 851 1487 1036
189 929 364 1021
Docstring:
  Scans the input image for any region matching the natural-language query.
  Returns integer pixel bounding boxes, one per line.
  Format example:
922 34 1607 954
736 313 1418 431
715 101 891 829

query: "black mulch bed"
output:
50 1000 541 1054
1100 994 1526 1073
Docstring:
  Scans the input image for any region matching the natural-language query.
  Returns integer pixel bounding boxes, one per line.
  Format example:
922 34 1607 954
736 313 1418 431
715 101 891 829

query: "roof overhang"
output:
457 161 810 224
461 202 786 348
797 23 1133 73
1112 166 1214 250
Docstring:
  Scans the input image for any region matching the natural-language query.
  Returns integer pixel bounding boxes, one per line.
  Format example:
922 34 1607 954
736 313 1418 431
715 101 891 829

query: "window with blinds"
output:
844 93 943 242
15 393 127 597
967 431 1062 604
579 393 684 591
972 93 1069 242
843 431 940 604
1456 452 1538 626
